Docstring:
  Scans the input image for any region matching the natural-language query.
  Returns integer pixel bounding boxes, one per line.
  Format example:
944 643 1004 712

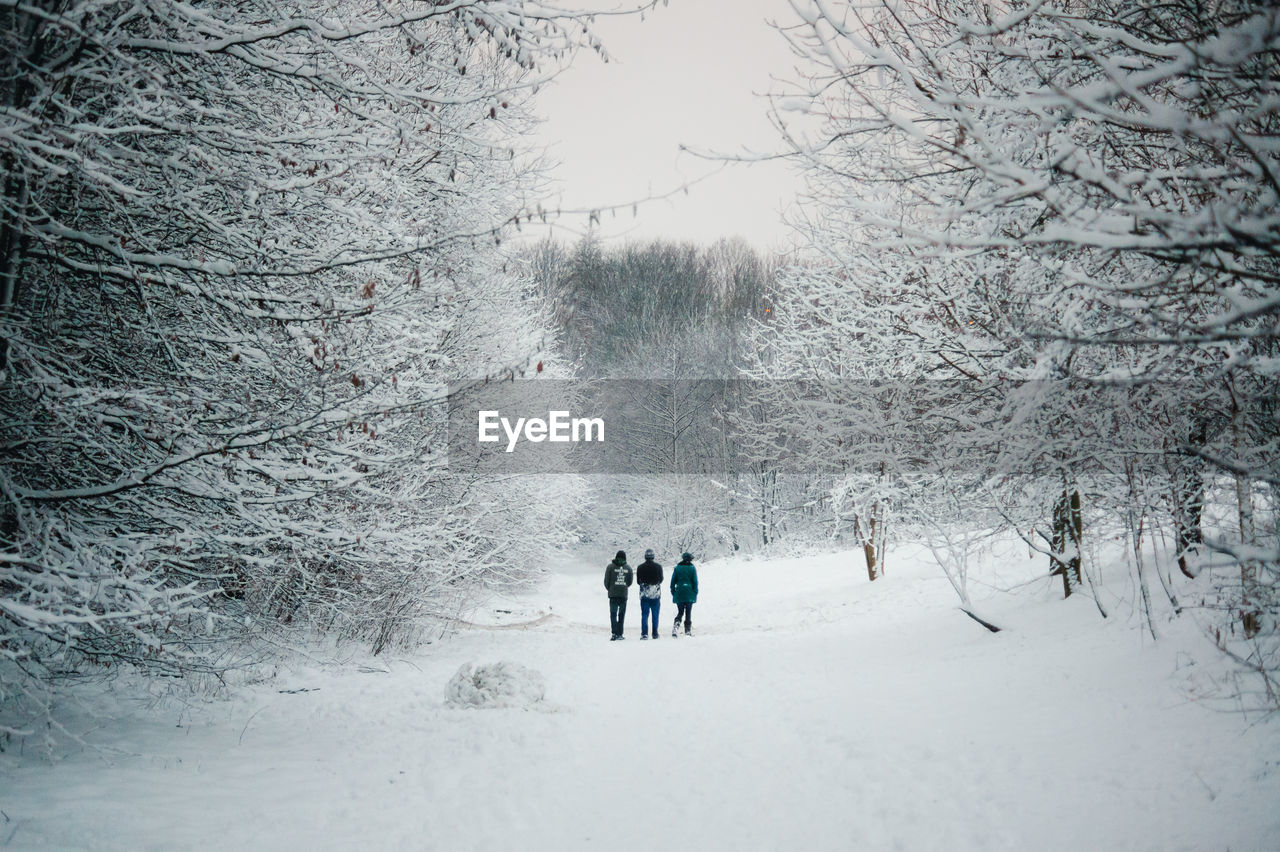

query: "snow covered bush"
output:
445 661 546 709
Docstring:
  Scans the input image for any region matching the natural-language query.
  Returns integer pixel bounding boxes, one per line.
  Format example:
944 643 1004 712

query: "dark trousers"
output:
609 598 628 637
674 602 692 633
640 597 660 636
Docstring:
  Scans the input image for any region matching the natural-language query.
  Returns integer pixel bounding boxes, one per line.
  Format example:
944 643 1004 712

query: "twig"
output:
960 608 1002 633
238 705 268 746
1192 771 1217 801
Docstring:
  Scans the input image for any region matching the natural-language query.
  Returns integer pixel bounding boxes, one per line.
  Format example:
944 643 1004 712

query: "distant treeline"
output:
525 235 774 378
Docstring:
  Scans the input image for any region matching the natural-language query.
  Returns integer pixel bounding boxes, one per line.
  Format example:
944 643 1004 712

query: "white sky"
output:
527 0 808 250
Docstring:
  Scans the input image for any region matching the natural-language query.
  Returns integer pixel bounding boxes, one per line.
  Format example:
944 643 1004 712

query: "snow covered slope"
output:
3 546 1278 850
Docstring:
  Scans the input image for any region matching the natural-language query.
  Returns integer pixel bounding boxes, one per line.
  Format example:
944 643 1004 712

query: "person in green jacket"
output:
670 552 698 637
603 550 633 641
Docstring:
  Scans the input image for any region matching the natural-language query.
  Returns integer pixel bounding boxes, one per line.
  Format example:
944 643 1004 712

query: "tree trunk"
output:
760 496 769 547
1170 425 1206 578
0 7 43 371
1232 392 1260 638
1236 471 1260 638
758 468 775 547
863 531 879 582
1174 475 1205 579
1050 487 1083 598
863 499 886 582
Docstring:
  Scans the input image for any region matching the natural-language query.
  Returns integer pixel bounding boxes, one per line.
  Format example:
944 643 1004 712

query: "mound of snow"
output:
444 661 546 709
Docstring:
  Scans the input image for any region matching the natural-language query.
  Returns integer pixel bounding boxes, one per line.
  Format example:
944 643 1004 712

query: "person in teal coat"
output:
670 552 698 637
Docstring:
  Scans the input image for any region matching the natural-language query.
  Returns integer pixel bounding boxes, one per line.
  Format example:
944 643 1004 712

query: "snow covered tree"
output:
0 0 609 724
765 0 1278 679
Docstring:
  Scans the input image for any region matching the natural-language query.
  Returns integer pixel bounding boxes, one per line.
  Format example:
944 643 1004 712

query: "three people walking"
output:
604 548 697 641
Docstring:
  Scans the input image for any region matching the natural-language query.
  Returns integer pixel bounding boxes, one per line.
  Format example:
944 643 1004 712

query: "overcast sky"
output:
528 0 807 250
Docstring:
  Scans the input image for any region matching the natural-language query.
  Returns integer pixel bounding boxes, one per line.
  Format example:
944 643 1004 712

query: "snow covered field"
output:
3 544 1279 851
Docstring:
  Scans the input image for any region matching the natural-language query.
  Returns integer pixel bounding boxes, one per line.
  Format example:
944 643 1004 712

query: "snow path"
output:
3 547 1279 850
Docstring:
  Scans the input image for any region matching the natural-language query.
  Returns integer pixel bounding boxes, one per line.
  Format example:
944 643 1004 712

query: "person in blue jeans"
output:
635 548 663 639
670 552 698 637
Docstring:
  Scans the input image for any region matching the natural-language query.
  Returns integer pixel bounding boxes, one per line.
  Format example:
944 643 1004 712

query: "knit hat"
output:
615 550 627 562
644 548 655 560
681 552 694 562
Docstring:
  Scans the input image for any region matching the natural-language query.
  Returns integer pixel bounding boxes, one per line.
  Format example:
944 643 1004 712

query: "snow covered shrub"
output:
445 661 546 710
0 0 602 730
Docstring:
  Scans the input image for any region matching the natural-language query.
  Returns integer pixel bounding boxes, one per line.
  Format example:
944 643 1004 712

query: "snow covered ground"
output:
3 542 1279 851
